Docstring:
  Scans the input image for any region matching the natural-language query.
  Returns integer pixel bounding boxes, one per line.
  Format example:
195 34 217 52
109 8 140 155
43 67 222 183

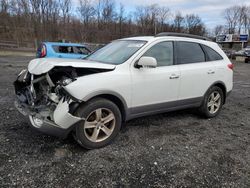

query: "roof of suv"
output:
121 33 211 43
121 36 212 44
121 34 216 48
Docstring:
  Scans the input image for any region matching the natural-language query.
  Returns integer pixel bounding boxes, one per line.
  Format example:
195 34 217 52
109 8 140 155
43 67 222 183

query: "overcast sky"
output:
114 0 250 29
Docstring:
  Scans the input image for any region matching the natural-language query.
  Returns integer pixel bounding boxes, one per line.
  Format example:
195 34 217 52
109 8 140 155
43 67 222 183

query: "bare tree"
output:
157 7 171 32
134 4 160 35
95 0 102 28
134 6 146 33
247 6 250 34
118 3 125 37
59 0 71 38
214 25 224 36
78 0 95 41
101 0 116 23
223 6 240 34
0 1 213 48
60 0 71 24
147 4 159 35
184 14 206 35
242 6 250 34
173 12 184 32
78 0 95 26
238 5 250 34
0 0 10 13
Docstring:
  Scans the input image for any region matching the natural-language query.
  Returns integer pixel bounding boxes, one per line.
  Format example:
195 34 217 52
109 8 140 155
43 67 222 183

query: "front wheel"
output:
199 86 224 118
73 98 122 149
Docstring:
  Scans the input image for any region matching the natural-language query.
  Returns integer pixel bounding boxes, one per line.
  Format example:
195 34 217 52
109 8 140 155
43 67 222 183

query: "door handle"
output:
169 75 180 79
207 70 215 74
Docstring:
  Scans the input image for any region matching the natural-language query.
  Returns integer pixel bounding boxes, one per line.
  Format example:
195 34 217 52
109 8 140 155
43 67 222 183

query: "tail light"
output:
227 63 234 70
40 44 46 58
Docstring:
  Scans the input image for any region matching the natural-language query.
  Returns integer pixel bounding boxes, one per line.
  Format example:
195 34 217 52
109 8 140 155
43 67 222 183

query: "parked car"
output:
245 49 250 63
245 46 250 50
14 33 233 149
223 49 236 59
36 42 91 59
234 49 245 56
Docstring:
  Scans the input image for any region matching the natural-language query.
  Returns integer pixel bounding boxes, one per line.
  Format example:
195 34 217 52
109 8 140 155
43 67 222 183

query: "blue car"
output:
36 42 91 59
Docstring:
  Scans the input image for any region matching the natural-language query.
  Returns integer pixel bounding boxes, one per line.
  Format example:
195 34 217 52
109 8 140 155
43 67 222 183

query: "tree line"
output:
215 5 250 35
0 0 206 47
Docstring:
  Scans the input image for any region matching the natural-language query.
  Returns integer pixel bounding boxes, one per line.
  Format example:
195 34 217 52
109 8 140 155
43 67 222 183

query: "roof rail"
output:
155 32 210 41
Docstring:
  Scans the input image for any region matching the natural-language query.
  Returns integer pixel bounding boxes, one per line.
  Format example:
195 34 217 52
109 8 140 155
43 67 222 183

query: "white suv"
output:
14 33 233 149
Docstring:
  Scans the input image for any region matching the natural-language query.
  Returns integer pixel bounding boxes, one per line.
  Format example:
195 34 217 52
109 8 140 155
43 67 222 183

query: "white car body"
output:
15 35 233 138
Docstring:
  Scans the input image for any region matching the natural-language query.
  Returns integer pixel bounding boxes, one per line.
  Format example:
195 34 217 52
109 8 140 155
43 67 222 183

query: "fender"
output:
203 81 227 103
82 90 129 121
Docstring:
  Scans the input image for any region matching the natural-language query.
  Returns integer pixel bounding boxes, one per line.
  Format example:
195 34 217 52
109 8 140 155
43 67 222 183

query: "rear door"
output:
201 44 232 92
176 41 217 100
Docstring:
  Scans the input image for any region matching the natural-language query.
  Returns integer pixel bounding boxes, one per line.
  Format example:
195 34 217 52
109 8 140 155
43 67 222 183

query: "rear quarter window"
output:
52 45 90 55
201 45 223 61
52 46 73 53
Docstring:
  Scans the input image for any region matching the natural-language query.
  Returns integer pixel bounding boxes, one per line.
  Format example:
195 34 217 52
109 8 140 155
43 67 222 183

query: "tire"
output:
73 98 122 149
199 86 224 118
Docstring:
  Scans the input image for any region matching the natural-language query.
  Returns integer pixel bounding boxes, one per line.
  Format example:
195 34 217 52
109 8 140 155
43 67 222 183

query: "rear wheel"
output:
199 86 224 118
74 98 121 149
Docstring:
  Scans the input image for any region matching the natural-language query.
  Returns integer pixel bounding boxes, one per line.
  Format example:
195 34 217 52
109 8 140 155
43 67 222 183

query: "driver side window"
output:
142 42 173 67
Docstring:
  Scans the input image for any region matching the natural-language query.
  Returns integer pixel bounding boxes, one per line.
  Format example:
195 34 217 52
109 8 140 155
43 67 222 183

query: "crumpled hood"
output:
28 58 116 75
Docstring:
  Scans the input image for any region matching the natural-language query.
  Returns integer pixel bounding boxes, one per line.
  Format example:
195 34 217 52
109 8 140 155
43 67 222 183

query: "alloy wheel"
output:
207 91 221 114
83 108 115 143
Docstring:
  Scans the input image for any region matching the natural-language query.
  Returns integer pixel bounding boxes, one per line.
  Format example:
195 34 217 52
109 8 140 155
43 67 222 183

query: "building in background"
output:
216 34 249 50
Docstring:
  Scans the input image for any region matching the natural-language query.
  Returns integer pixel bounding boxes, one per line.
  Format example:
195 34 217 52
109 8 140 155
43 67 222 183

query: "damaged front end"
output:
14 66 103 138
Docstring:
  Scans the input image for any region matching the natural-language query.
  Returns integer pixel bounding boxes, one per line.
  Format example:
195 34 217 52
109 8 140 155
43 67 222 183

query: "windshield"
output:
86 40 147 64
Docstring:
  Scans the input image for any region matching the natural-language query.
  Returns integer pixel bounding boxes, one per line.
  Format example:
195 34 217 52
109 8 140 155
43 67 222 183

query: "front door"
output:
130 41 180 114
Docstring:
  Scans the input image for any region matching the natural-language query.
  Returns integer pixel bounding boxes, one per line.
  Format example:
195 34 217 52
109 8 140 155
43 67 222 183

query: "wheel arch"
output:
205 81 227 104
82 91 128 122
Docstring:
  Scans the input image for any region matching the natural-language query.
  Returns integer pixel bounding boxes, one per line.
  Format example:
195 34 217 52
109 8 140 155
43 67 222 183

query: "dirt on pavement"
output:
0 56 250 187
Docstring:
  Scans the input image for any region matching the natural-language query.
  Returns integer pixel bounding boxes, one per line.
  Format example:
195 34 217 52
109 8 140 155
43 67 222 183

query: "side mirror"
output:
136 56 157 68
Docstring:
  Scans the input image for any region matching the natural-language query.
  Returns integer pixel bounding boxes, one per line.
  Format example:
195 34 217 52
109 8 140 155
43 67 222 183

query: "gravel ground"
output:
0 56 250 187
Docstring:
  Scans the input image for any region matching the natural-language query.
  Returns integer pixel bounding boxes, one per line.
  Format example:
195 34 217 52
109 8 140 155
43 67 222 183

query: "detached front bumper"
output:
16 99 82 139
14 70 83 138
28 115 74 139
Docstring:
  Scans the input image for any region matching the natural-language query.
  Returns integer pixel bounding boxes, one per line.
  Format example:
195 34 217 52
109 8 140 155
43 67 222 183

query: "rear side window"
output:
201 45 223 61
176 41 205 64
53 46 74 53
53 45 90 55
143 42 173 66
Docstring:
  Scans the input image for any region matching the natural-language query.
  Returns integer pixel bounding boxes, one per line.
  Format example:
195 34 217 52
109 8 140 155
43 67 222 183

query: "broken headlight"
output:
55 76 74 87
55 77 74 98
62 78 73 86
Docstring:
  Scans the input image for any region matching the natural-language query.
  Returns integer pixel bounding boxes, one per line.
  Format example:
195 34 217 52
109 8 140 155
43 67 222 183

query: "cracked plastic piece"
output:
53 99 82 129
